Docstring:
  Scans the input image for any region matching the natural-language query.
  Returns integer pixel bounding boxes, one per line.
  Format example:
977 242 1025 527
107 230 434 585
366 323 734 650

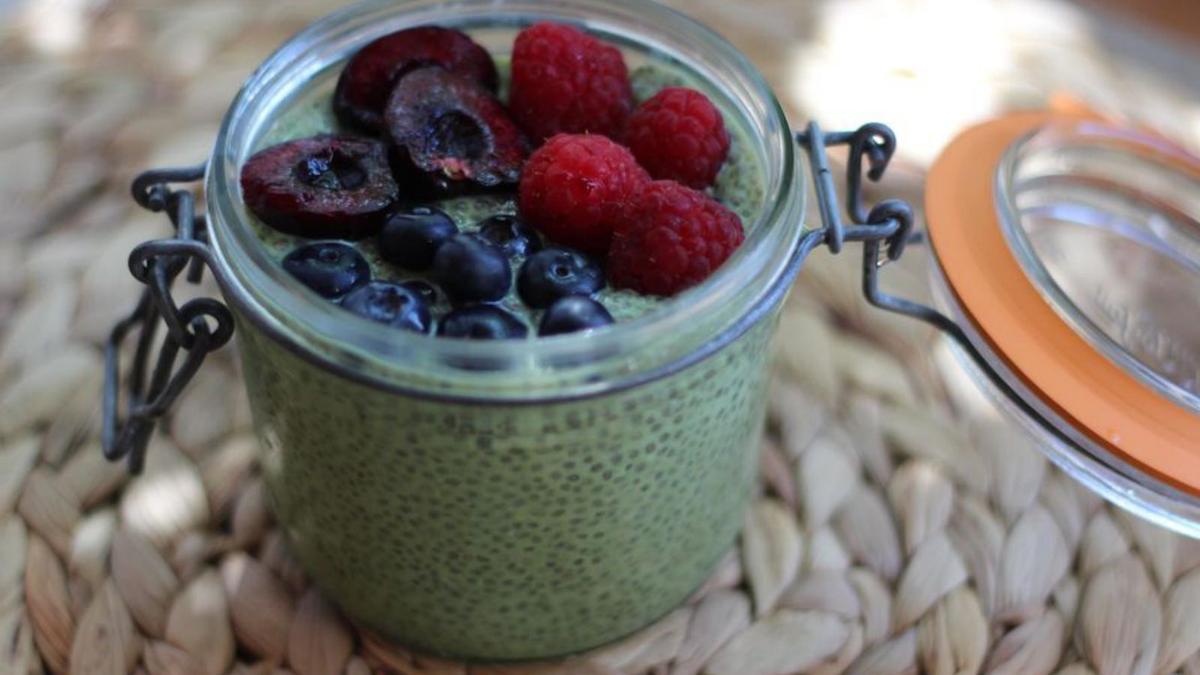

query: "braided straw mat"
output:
3 0 1200 674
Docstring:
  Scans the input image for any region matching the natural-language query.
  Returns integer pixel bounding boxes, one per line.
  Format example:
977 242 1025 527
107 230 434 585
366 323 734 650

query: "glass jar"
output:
109 0 807 661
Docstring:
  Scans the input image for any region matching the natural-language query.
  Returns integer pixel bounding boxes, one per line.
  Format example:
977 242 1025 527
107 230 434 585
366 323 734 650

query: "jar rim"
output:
996 120 1200 414
204 0 806 400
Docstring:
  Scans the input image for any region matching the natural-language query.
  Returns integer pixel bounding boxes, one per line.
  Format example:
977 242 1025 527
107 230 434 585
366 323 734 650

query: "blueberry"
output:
438 305 528 340
517 247 604 309
478 214 542 257
282 242 370 299
340 281 431 333
378 206 458 270
539 296 615 336
430 233 512 303
401 280 440 305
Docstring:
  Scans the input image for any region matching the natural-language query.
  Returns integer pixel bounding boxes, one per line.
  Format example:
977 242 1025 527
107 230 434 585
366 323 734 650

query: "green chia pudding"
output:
224 15 792 662
247 60 764 327
240 309 775 660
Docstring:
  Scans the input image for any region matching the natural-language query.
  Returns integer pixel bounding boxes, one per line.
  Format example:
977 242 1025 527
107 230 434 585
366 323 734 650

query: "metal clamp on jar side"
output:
102 165 233 473
794 122 1088 456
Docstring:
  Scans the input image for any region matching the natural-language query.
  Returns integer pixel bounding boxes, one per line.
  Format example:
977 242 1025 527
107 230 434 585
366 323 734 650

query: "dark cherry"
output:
385 66 528 196
240 135 397 239
334 26 499 133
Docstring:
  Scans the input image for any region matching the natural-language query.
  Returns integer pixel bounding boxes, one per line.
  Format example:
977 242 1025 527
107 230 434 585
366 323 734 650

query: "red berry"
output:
334 27 498 133
509 22 634 143
385 67 528 196
240 135 397 239
518 134 649 255
608 180 745 296
625 87 730 189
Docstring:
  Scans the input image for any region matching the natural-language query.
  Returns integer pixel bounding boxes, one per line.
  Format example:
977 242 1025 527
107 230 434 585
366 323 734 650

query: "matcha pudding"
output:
201 0 806 661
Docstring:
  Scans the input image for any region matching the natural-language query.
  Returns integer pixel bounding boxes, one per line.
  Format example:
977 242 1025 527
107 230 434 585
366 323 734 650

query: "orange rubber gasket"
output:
925 111 1200 496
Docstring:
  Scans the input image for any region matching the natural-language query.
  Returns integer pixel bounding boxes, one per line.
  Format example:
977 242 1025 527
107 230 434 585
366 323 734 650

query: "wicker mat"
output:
4 0 1200 673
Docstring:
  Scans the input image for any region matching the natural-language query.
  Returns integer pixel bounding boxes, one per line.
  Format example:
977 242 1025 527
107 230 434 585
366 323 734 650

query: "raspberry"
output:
518 134 649 255
625 87 730 189
509 22 634 143
608 180 745 296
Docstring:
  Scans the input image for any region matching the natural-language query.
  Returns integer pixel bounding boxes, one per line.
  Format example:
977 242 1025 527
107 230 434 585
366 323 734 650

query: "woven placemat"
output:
4 1 1200 674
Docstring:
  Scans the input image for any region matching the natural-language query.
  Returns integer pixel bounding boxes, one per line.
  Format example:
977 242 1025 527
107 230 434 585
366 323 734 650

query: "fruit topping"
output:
282 242 371 299
608 180 745 296
517 247 604 309
340 281 432 332
439 305 528 340
430 233 512 303
625 87 730 189
538 296 614 336
509 22 633 142
385 66 528 196
478 214 542 258
334 26 499 133
518 134 648 255
379 205 458 270
241 135 397 239
401 280 440 305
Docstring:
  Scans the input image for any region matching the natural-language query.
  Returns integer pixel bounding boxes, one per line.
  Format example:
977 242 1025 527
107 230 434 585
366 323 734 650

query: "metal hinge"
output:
101 164 234 473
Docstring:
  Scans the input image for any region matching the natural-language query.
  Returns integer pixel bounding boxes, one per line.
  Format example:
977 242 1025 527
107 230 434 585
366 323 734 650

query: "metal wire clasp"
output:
794 122 1083 453
795 122 1006 349
102 164 234 473
794 123 971 342
796 121 991 345
797 121 914 256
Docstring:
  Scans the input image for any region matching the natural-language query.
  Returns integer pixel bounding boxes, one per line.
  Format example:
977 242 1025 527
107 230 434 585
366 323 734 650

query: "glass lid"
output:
925 110 1200 504
997 121 1200 414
